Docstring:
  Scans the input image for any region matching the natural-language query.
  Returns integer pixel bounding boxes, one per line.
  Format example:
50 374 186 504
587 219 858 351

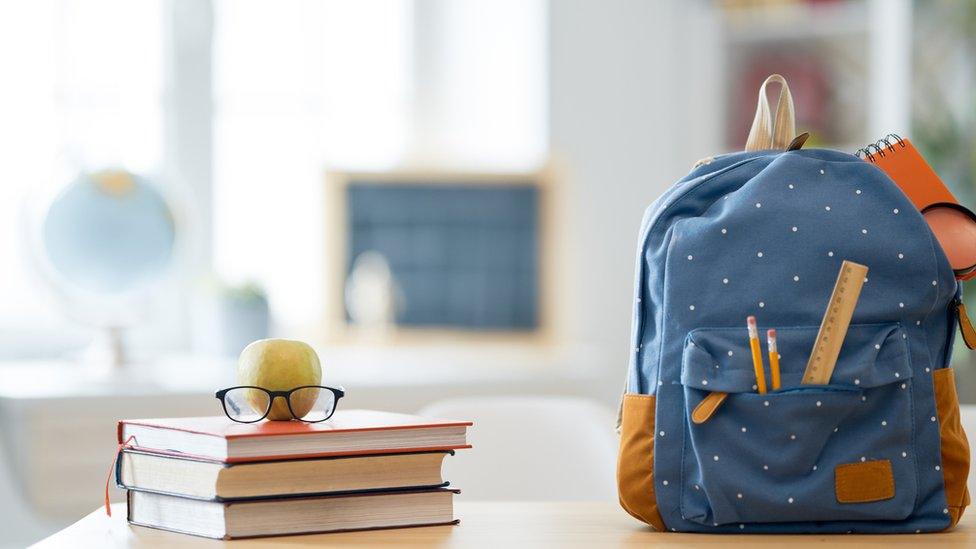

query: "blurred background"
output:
2 0 976 545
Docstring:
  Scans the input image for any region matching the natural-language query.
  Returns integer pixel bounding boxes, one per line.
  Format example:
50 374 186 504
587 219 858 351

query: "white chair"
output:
419 396 618 501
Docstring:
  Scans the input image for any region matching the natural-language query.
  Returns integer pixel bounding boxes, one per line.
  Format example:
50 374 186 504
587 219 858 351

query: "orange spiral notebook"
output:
858 135 976 279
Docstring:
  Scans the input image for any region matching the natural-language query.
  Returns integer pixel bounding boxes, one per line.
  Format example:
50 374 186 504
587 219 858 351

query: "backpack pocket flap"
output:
679 322 918 526
682 323 910 392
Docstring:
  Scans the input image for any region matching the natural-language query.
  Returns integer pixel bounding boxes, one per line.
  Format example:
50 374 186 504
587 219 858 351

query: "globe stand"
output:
84 326 127 375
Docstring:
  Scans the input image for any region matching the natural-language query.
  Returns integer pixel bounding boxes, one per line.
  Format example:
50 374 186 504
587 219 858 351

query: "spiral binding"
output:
855 134 906 163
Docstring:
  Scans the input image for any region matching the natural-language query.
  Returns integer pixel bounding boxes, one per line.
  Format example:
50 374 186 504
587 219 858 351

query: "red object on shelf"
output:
118 410 472 463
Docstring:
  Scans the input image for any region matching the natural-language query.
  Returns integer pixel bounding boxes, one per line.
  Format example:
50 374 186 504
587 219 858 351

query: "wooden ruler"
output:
802 260 869 385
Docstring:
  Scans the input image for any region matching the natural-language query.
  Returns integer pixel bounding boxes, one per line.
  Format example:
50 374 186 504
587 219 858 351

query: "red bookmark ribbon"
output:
104 435 136 517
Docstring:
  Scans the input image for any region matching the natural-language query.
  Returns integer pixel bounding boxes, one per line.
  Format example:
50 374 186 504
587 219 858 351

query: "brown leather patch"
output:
933 368 972 528
834 460 895 503
617 393 665 531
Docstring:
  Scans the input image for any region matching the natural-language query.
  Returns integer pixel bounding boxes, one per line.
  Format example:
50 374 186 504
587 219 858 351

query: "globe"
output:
35 169 178 369
41 169 176 295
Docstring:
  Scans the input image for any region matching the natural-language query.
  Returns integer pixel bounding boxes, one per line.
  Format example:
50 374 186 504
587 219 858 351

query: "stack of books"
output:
115 410 471 539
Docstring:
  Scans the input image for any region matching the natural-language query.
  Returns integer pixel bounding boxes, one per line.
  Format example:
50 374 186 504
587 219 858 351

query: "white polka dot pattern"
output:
626 149 957 532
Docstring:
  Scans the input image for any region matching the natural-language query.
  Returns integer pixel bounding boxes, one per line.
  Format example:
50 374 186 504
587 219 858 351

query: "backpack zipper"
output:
628 156 770 394
617 155 772 429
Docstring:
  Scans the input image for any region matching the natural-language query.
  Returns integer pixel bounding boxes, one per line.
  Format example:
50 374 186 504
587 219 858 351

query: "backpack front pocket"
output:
679 323 917 526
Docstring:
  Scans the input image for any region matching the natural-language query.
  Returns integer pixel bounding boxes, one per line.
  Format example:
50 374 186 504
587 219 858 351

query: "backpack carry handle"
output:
745 74 796 152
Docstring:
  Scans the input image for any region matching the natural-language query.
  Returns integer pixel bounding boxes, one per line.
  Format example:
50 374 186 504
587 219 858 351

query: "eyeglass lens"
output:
223 387 271 422
291 387 337 422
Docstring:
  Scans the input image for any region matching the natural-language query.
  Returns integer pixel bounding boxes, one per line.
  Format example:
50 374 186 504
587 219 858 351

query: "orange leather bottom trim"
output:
834 460 895 503
933 368 972 529
617 393 666 531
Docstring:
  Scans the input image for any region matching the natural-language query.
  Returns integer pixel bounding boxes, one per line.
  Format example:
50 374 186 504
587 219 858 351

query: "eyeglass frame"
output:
214 385 346 423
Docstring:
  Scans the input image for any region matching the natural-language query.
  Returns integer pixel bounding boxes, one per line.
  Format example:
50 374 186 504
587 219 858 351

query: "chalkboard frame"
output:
324 169 554 343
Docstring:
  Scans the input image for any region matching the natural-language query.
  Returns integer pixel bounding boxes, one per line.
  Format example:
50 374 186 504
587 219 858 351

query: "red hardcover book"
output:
118 410 472 463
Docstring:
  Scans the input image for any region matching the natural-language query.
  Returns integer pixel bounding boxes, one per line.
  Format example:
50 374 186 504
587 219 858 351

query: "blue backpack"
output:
617 75 971 533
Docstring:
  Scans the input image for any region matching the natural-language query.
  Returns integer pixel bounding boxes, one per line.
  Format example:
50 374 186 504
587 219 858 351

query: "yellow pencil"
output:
767 329 781 391
747 316 767 394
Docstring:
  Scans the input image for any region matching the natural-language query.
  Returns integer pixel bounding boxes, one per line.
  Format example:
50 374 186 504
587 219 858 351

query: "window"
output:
0 0 547 357
0 0 163 357
212 0 547 331
211 0 413 327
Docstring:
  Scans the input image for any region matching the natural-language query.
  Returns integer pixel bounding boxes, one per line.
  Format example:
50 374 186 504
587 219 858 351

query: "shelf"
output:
721 1 869 44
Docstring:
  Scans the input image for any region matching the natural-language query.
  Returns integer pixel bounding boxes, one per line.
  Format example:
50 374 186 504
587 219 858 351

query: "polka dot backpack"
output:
617 75 971 533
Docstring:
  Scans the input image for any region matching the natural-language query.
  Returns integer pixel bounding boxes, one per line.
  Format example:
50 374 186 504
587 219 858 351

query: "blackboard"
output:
345 181 540 330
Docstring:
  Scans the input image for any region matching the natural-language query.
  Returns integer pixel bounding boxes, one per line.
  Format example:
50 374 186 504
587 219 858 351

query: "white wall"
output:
549 0 721 402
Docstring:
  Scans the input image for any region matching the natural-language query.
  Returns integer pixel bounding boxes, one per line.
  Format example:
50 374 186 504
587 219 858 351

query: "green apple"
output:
237 339 322 420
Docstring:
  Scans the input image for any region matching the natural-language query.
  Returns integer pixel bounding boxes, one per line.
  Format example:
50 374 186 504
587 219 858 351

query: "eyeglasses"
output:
215 386 345 423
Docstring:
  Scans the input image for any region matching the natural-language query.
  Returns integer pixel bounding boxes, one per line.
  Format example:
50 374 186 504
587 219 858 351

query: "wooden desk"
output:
33 502 975 548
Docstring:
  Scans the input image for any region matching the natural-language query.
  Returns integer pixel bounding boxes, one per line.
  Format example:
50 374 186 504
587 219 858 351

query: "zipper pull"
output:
955 299 976 350
787 132 810 151
692 392 728 424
